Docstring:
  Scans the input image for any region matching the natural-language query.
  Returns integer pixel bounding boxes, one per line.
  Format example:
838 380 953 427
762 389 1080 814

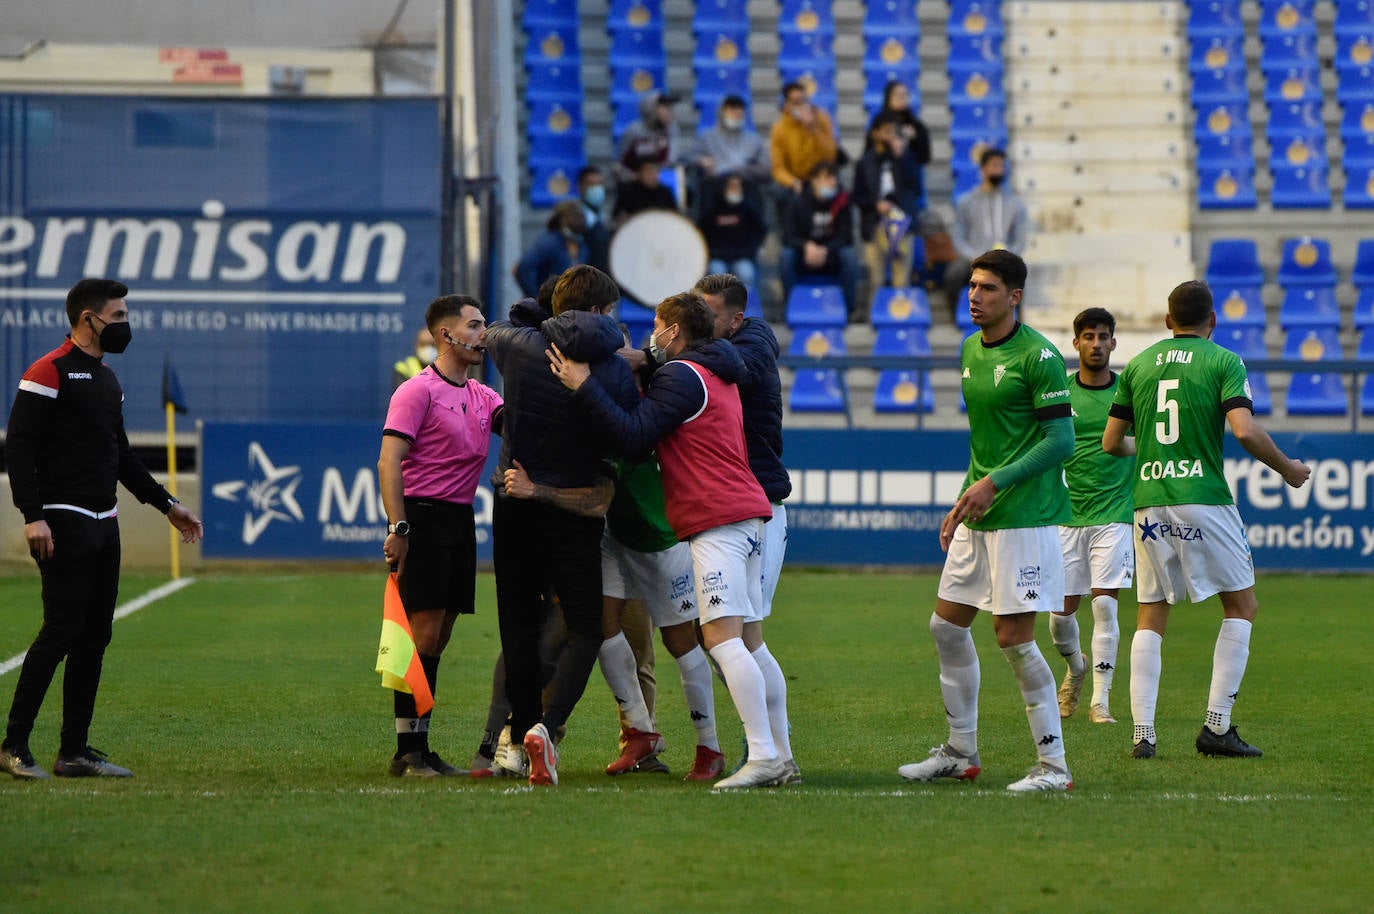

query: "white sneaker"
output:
492 726 528 778
1058 668 1085 718
1006 762 1073 792
1088 703 1117 724
712 757 786 791
898 744 981 782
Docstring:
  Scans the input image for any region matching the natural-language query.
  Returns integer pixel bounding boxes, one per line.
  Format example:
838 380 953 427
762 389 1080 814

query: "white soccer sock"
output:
599 632 654 733
930 614 979 758
751 642 793 761
1090 595 1120 707
708 637 776 762
1206 618 1252 735
1131 629 1164 744
674 646 720 751
1049 612 1086 678
1002 641 1066 768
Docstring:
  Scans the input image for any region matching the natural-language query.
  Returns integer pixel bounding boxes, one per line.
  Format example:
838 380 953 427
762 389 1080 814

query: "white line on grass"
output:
0 578 195 677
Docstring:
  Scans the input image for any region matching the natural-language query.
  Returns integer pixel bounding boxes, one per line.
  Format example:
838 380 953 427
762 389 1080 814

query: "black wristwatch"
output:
165 495 180 512
387 520 411 537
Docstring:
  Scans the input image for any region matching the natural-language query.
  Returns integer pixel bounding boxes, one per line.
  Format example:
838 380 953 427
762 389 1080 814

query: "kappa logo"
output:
1038 734 1059 746
709 595 723 607
962 367 971 379
690 710 709 722
993 364 1007 386
1039 348 1055 361
1024 590 1039 601
210 441 305 545
679 600 693 612
1095 661 1114 672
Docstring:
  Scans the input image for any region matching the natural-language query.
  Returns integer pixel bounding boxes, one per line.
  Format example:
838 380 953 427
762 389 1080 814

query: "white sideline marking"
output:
0 578 195 677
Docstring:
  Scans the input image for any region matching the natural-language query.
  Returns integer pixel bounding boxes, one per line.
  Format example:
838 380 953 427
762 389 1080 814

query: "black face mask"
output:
88 314 132 354
986 173 1006 188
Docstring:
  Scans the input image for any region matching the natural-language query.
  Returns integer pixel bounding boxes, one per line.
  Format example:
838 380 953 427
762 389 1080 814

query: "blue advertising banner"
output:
1 95 441 432
201 420 499 561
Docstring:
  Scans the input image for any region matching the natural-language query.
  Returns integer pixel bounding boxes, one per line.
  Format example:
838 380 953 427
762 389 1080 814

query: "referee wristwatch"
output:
387 520 411 537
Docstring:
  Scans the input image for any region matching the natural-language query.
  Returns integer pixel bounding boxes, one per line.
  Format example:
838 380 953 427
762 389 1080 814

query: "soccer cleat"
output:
711 757 787 791
1131 739 1157 759
1088 704 1117 724
389 750 441 778
1006 762 1073 792
53 746 132 778
684 746 726 782
779 758 803 785
1196 725 1262 758
631 753 670 774
605 728 666 776
898 744 981 783
524 723 559 786
470 749 495 773
492 743 528 778
1057 668 1086 719
0 744 50 780
423 750 468 777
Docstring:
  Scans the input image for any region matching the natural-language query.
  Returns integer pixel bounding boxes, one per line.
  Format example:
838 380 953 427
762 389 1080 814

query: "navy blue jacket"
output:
513 230 586 298
729 317 791 502
485 301 638 488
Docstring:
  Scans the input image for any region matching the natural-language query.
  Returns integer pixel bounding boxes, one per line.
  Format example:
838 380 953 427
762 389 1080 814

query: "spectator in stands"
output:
612 155 679 227
943 148 1032 317
770 82 839 198
853 112 926 310
513 200 587 298
693 94 771 208
577 166 612 273
697 173 767 289
617 90 680 183
780 161 860 320
864 81 932 162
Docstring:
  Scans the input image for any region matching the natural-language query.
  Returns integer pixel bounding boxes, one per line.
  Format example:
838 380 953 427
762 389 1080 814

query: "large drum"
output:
608 208 708 305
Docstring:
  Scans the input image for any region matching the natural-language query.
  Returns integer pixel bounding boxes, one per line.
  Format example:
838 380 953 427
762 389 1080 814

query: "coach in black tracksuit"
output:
1 279 204 781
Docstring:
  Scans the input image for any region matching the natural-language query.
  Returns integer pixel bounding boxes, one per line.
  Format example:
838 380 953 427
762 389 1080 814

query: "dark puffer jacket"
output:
730 317 791 502
485 300 638 489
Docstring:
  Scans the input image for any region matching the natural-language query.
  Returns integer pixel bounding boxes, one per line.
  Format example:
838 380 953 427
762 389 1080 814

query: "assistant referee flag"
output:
375 573 434 715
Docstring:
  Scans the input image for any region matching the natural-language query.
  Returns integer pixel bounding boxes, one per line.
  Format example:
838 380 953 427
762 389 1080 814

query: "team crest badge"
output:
993 365 1007 387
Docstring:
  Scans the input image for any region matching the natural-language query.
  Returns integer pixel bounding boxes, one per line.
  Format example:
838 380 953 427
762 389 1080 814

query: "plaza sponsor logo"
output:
1137 517 1205 543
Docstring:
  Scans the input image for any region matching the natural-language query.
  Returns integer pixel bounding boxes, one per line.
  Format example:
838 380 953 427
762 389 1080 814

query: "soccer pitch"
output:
0 567 1369 913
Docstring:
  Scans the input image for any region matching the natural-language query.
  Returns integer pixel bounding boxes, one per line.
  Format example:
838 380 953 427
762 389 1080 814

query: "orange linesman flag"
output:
375 573 434 716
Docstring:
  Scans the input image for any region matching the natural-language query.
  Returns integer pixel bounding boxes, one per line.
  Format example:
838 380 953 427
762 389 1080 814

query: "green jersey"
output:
605 458 679 553
1064 372 1134 527
1110 335 1251 509
960 323 1072 530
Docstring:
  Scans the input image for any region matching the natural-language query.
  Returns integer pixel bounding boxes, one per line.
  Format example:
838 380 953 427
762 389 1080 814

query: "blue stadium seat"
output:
779 0 836 36
745 285 764 318
523 0 579 29
608 0 661 31
524 25 581 67
1198 165 1259 208
692 31 751 70
788 327 847 357
1343 164 1374 206
618 301 657 347
1197 133 1254 167
609 29 665 68
1268 133 1327 168
1344 130 1374 165
949 67 1006 106
789 368 848 413
1284 328 1347 415
525 63 582 102
954 287 977 334
1216 325 1275 414
1214 286 1268 327
1264 67 1322 104
1247 372 1275 414
863 72 920 115
1278 236 1337 285
865 0 921 37
1261 31 1320 74
870 287 933 328
611 100 642 142
1279 286 1343 329
692 0 749 32
779 68 837 111
611 65 665 104
787 285 848 327
951 102 1006 138
1337 66 1374 103
1340 100 1374 140
779 31 834 67
528 100 584 137
1336 0 1374 37
529 164 580 208
1189 0 1245 38
1334 32 1374 74
1206 238 1266 286
1188 35 1246 74
1270 164 1331 208
1356 285 1374 326
1259 0 1318 39
864 35 920 71
949 0 1004 38
949 34 1003 69
873 325 932 357
952 162 984 197
694 66 752 107
1192 65 1250 105
1267 100 1324 137
952 133 1008 171
1351 237 1374 285
1194 102 1252 138
528 131 585 168
875 370 936 413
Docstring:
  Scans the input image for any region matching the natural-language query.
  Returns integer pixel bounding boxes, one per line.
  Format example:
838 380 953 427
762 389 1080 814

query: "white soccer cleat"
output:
1006 762 1073 792
897 744 981 782
492 726 528 778
1088 703 1117 724
1057 669 1085 719
711 757 786 791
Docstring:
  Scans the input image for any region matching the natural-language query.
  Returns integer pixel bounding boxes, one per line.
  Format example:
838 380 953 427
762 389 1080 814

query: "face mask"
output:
648 326 673 364
986 173 1006 188
815 184 837 201
88 314 132 354
721 115 744 130
417 344 438 364
561 225 582 241
582 185 605 209
725 192 744 205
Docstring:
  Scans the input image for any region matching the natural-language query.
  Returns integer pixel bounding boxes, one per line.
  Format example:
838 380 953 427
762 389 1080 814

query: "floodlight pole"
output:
439 0 457 295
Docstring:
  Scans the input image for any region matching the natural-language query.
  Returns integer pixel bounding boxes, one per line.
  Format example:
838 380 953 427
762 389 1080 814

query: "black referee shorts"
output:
396 498 476 616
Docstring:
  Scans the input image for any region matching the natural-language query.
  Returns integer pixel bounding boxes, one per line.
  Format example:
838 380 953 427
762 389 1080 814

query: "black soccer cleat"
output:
1131 739 1157 759
388 750 441 778
422 750 469 776
53 746 132 778
1196 725 1262 758
1 744 50 780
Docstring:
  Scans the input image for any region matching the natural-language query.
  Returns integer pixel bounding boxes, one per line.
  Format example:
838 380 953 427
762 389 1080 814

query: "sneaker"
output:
605 728 666 776
897 744 981 783
524 723 559 786
1057 668 1086 719
0 744 49 780
423 750 468 777
684 746 726 782
1088 704 1117 724
492 741 528 779
53 746 132 778
1006 762 1073 792
779 758 803 785
1196 725 1262 758
712 757 787 791
1131 739 1156 759
631 753 671 774
389 750 441 778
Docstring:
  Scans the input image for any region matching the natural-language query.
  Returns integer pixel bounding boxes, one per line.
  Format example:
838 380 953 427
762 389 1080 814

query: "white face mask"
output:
721 114 745 130
648 326 673 364
725 192 744 205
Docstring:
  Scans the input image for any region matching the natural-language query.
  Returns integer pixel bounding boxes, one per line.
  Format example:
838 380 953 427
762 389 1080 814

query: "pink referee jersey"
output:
383 366 503 505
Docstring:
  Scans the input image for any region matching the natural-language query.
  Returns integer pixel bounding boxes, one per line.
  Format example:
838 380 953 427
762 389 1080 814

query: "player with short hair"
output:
1104 280 1310 759
1052 307 1134 725
898 249 1077 792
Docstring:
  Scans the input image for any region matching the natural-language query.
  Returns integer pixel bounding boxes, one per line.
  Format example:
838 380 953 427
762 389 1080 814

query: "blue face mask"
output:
582 185 606 209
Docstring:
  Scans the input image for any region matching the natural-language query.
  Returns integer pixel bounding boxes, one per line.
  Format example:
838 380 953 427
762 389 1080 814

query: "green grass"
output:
1 568 1370 913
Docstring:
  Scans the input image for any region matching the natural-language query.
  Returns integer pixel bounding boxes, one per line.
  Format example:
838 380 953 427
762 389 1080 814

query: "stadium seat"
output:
954 287 977 334
1279 286 1343 329
693 31 751 70
1337 66 1374 103
528 131 585 168
609 29 665 68
1360 329 1374 413
1343 165 1374 207
870 287 933 328
788 326 847 359
952 133 1008 171
1336 0 1374 36
1188 0 1245 38
1261 31 1320 74
1197 133 1254 167
1270 164 1331 208
1341 100 1374 139
781 70 836 113
694 66 752 107
1216 325 1269 359
618 301 657 347
611 100 642 142
524 24 581 67
1247 371 1275 414
1267 100 1324 137
1278 236 1337 286
1356 286 1374 326
779 31 834 68
952 161 985 197
1194 102 1252 139
528 100 584 137
865 35 920 71
778 0 836 36
863 71 920 115
949 0 1004 38
787 285 848 327
949 34 1003 68
692 0 749 32
789 368 848 413
1188 35 1246 74
873 325 932 358
949 68 1005 106
608 0 661 32
865 0 921 37
874 370 936 413
1344 130 1374 166
1206 238 1266 286
611 65 665 104
523 0 579 29
1198 165 1259 208
1264 67 1322 104
745 285 764 318
1283 328 1347 415
1335 32 1374 74
1268 133 1327 168
1258 0 1318 39
1191 65 1250 105
1214 286 1268 327
1352 237 1374 285
525 63 582 102
529 164 580 208
951 102 1006 138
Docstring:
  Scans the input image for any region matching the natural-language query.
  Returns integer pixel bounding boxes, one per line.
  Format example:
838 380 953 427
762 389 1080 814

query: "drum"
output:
608 208 708 305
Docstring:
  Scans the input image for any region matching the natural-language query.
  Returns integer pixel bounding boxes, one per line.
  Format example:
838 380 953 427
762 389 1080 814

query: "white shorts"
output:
688 518 766 625
1134 503 1254 605
601 533 698 628
938 524 1065 615
758 502 787 619
1059 523 1135 596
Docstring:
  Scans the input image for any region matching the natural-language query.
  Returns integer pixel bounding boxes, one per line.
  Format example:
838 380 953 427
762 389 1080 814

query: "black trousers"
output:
4 511 121 756
492 495 604 742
